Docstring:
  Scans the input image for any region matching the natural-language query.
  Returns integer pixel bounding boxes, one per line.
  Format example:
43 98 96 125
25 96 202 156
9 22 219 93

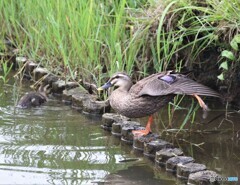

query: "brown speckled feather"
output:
99 71 220 118
136 72 221 98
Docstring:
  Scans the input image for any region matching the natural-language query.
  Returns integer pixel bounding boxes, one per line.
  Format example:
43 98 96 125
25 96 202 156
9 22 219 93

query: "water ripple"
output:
0 83 138 184
0 166 109 185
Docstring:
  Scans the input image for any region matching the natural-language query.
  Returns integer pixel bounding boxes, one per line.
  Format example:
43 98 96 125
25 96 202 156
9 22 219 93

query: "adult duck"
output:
98 71 221 136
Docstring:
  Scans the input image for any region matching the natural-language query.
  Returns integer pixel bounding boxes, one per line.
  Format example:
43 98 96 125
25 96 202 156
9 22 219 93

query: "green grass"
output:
1 0 240 129
1 0 239 81
0 0 150 82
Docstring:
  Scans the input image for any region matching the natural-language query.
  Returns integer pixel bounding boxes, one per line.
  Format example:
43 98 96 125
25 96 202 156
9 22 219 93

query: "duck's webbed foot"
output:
193 94 210 111
132 115 153 137
132 129 151 137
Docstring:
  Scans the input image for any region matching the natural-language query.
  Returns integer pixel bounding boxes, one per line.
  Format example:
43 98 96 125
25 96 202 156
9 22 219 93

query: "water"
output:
0 81 176 185
0 79 240 185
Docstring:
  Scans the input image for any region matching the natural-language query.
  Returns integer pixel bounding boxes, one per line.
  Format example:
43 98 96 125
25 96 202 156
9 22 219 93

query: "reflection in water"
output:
0 82 177 185
0 81 240 184
153 107 240 180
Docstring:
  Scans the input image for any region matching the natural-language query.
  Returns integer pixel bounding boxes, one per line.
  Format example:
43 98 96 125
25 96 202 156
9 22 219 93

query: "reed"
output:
1 0 239 80
1 0 239 129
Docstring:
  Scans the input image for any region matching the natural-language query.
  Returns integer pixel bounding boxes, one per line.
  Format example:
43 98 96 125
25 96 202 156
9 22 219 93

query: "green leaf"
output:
219 61 228 70
217 73 224 81
231 34 240 51
233 34 240 43
221 50 235 61
230 39 238 51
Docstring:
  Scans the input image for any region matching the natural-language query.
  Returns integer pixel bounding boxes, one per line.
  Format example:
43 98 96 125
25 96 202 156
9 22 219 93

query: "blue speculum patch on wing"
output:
159 75 177 84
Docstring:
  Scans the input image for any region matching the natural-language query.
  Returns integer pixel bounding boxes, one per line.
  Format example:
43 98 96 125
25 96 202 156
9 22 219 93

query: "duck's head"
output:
98 72 132 91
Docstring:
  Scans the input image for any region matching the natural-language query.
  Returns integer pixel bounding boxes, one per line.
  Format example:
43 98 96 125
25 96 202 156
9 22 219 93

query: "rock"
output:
16 56 27 63
62 87 87 103
102 113 130 128
71 91 110 115
133 133 160 151
52 80 79 94
81 81 98 94
143 139 173 158
33 67 49 81
82 98 110 115
72 93 93 109
42 74 59 86
166 156 194 172
188 170 221 185
101 124 112 131
177 162 207 180
155 148 183 166
24 61 38 78
111 120 141 137
121 121 141 144
111 122 124 136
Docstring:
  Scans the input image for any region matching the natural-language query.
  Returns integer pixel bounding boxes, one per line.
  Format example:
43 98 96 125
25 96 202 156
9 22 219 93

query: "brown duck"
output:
98 71 221 136
17 84 50 108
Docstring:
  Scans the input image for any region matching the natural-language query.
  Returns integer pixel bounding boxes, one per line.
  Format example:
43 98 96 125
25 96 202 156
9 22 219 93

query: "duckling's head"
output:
98 72 132 91
38 84 51 98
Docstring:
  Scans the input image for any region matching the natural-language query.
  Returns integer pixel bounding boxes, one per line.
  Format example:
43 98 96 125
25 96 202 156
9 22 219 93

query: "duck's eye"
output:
114 75 119 79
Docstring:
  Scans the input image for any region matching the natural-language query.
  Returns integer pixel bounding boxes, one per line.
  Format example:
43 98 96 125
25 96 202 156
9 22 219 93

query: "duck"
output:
98 71 221 136
17 84 50 108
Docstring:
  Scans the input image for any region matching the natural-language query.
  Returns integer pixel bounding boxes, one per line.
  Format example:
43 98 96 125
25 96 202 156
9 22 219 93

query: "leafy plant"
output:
218 34 240 81
0 60 13 83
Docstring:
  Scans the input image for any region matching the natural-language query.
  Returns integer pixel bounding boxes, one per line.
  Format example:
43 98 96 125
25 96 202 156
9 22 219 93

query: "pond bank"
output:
1 0 240 109
2 54 239 184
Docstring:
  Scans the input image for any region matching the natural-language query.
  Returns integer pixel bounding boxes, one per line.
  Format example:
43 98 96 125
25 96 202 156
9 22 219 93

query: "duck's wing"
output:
129 71 167 95
135 72 220 98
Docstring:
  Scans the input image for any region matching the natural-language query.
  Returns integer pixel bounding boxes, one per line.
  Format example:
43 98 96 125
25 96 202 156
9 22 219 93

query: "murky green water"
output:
0 80 176 185
0 79 239 185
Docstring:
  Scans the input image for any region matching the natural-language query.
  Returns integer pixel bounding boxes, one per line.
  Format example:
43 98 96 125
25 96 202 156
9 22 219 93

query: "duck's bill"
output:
97 81 112 91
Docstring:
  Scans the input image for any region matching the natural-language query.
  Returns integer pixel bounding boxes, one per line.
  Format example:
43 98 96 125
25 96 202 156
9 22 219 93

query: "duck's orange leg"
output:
193 94 209 111
132 115 153 137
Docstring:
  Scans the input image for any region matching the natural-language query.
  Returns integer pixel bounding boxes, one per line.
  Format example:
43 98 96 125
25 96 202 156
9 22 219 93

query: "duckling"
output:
17 84 50 108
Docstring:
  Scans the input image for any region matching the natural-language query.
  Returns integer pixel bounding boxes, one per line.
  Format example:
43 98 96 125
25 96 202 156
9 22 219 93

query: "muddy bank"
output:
1 40 239 110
